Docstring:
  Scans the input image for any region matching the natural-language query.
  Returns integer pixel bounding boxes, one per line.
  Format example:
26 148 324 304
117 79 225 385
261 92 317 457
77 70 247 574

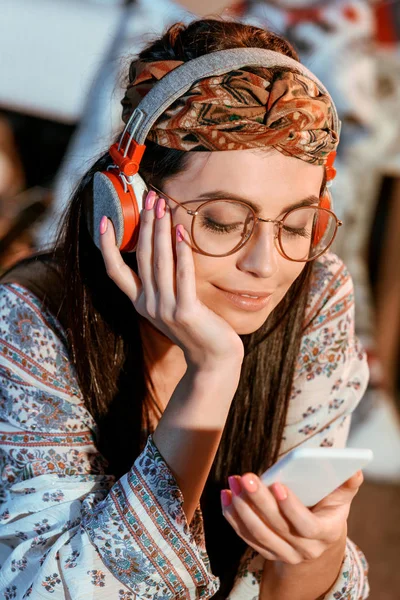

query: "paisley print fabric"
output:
121 61 338 165
0 253 368 598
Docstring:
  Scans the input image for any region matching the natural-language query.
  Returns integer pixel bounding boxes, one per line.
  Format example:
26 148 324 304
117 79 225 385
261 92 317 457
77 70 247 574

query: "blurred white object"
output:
348 390 400 483
0 0 124 122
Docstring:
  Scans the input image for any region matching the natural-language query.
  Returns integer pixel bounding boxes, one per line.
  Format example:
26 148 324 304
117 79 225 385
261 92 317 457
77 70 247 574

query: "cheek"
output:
191 253 228 289
278 258 305 287
268 259 306 311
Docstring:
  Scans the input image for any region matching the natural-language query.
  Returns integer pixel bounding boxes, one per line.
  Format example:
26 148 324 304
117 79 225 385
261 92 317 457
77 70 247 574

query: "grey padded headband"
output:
121 47 340 152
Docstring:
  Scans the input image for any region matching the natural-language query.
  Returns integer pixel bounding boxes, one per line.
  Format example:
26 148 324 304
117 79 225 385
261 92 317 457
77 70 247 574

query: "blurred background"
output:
0 1 399 597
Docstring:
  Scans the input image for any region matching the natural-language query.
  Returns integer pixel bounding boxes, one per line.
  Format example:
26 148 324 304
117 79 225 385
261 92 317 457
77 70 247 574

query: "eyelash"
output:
282 226 310 239
201 217 242 234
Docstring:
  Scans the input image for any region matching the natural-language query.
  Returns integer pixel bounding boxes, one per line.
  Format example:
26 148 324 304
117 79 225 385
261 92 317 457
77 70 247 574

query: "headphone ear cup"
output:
89 171 147 252
313 193 332 246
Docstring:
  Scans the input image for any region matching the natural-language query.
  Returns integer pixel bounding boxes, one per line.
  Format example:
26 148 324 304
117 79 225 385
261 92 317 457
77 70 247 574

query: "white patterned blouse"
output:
0 252 369 599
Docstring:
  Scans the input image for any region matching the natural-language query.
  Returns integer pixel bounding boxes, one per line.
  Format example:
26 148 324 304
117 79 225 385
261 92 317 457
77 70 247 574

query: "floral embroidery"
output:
42 490 65 502
87 569 106 587
320 438 334 447
4 586 17 600
11 557 27 572
329 398 345 412
302 405 322 418
298 424 318 435
118 590 135 599
33 519 51 535
64 550 80 569
41 573 62 593
31 536 48 548
0 508 10 521
8 305 43 351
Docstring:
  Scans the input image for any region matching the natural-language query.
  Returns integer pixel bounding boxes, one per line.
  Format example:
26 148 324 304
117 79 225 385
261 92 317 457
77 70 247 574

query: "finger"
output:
175 224 197 311
99 216 141 303
153 197 175 305
239 474 292 537
136 192 158 312
224 487 301 564
341 470 364 491
269 482 323 540
317 470 364 508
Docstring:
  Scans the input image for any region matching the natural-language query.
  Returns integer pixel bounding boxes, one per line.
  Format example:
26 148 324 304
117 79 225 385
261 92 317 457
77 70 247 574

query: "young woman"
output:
0 19 369 600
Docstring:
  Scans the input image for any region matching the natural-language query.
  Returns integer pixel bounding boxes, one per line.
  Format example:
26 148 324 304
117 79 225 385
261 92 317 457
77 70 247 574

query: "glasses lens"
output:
192 200 254 256
280 207 337 261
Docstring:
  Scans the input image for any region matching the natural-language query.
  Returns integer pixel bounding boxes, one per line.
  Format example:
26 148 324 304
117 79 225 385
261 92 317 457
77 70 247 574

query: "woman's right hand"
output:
99 189 244 371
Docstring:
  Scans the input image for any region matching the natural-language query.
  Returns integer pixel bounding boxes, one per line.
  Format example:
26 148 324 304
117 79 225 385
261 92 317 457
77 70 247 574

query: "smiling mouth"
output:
214 285 273 312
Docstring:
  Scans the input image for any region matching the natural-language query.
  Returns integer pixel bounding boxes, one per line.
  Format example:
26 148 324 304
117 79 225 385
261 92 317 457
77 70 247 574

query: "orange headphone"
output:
88 49 340 253
313 150 337 245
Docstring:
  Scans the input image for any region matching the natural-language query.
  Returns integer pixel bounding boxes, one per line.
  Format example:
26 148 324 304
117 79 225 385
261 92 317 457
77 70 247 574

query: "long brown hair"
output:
56 19 315 597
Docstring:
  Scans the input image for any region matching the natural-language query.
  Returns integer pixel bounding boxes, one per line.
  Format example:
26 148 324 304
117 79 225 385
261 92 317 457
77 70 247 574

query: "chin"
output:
212 303 276 336
227 312 273 335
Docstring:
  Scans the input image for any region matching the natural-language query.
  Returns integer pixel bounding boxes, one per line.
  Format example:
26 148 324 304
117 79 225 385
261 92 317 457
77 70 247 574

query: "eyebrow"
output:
192 190 320 215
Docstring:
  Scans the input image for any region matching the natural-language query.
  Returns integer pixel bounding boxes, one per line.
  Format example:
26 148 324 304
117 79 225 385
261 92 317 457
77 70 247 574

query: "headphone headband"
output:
121 47 340 152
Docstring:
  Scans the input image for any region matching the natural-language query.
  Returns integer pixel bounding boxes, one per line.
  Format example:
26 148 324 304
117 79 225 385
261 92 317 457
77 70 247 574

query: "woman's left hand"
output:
221 470 363 565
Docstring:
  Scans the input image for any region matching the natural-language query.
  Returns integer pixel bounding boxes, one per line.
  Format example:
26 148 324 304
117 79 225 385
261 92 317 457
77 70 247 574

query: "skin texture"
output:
99 147 363 599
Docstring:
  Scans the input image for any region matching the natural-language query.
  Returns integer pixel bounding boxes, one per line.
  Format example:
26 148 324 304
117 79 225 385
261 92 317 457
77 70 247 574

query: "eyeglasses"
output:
150 185 342 262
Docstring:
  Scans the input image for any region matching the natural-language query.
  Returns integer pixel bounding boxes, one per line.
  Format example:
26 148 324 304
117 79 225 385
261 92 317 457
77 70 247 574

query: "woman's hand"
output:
221 469 363 565
99 189 244 370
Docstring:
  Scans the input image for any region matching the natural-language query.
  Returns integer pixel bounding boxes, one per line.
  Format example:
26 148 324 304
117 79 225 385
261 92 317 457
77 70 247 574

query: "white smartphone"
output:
260 447 373 507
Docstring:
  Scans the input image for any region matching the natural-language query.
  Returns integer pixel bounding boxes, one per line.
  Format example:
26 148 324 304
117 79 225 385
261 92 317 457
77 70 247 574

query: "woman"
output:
0 19 369 599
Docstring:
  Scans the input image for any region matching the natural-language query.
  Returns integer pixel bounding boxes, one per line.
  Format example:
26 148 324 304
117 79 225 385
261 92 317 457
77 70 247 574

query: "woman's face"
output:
163 148 324 335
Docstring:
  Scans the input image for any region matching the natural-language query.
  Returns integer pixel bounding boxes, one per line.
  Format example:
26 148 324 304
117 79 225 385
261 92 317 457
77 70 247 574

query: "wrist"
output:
261 527 347 600
185 349 244 374
186 354 243 378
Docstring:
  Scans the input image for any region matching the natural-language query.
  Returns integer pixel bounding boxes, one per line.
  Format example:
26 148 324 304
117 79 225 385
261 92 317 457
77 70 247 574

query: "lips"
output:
214 285 273 312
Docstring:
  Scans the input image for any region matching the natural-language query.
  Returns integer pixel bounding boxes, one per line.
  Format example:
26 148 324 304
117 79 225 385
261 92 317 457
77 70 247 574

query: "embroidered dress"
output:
0 252 369 599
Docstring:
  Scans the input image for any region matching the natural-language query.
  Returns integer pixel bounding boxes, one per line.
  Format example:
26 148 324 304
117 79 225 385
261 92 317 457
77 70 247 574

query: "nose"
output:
236 221 279 278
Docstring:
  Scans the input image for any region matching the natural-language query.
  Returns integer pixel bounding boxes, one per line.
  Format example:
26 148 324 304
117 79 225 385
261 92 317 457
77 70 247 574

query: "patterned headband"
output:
121 59 339 166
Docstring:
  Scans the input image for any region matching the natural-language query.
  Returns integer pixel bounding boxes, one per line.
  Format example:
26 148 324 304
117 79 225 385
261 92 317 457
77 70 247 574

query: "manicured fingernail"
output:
271 482 288 501
145 190 156 210
156 197 166 219
228 475 242 496
241 473 259 493
176 224 184 242
100 216 108 235
221 490 232 508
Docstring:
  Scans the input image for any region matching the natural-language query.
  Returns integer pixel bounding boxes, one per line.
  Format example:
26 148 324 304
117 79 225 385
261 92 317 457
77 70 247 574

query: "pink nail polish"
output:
99 216 108 235
271 482 288 501
145 190 156 210
176 224 184 242
241 473 259 494
228 476 242 496
156 197 166 219
221 490 232 508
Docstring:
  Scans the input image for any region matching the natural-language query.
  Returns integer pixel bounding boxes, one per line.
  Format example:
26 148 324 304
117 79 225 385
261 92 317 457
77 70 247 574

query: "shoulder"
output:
282 255 369 448
0 282 72 387
296 253 364 381
304 251 354 334
0 283 94 434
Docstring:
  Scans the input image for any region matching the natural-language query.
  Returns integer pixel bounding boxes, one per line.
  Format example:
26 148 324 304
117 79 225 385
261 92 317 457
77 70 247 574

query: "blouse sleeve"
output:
227 253 370 600
0 283 219 599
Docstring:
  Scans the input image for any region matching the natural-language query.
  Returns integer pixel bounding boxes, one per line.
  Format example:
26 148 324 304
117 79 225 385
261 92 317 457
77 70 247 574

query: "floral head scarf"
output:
121 59 339 166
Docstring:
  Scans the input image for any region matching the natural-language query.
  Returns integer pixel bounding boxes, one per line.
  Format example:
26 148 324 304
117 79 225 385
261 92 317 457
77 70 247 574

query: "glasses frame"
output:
149 184 343 262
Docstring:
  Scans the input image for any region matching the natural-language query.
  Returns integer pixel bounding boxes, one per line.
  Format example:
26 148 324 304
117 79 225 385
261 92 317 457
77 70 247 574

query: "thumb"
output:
316 470 364 510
